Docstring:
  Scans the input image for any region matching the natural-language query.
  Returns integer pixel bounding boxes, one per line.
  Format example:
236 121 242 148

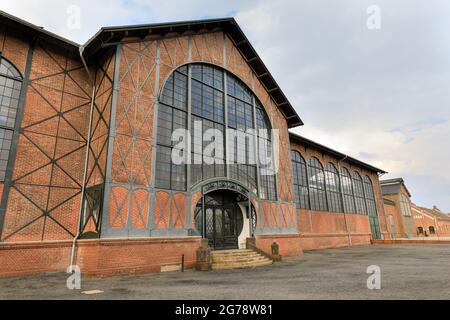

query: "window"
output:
307 157 327 211
400 193 411 217
156 67 188 191
255 101 276 201
363 176 378 217
417 227 424 235
325 163 343 212
340 168 356 214
227 79 258 194
291 151 309 209
429 226 436 234
352 172 367 215
155 63 276 199
0 57 22 181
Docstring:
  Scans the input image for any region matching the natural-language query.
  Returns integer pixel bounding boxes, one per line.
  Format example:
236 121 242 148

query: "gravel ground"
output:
1 244 449 300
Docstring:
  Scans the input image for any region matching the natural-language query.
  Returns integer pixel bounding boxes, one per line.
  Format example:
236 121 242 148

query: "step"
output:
211 250 253 256
211 260 273 270
212 256 269 264
210 249 273 271
212 252 266 258
212 252 263 259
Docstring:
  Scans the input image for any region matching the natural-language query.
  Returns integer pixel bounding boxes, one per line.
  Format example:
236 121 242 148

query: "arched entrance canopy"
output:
194 180 257 250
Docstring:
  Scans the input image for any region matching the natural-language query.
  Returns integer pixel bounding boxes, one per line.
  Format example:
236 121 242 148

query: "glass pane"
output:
206 208 214 238
215 209 223 237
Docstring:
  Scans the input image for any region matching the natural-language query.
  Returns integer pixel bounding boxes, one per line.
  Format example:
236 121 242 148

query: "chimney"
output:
433 206 440 212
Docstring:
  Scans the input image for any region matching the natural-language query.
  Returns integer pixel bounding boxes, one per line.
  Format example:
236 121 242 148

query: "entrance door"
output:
369 215 382 240
389 215 396 239
205 205 240 250
195 190 246 250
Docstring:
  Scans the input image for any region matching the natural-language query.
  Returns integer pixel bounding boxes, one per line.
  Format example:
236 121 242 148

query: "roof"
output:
380 178 412 197
0 13 303 128
289 132 387 174
0 10 79 52
412 203 450 222
82 17 303 128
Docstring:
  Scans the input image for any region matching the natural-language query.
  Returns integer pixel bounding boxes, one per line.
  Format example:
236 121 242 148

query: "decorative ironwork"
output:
204 203 242 250
195 188 257 249
202 180 249 197
80 185 103 237
80 48 115 236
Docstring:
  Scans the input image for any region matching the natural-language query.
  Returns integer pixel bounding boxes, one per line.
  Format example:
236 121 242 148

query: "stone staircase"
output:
211 249 273 270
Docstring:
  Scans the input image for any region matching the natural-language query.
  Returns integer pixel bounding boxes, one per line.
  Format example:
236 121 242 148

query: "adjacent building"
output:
0 11 388 277
381 178 415 238
411 204 450 238
381 178 450 239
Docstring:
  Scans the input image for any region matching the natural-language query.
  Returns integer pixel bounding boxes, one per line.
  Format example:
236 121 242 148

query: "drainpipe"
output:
337 155 352 246
69 45 96 269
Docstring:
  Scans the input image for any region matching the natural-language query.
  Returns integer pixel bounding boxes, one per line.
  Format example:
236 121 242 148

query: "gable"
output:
82 18 302 128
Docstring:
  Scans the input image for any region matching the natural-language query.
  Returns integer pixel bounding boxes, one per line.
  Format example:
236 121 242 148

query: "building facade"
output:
0 12 387 277
290 134 386 249
411 204 450 238
381 178 415 238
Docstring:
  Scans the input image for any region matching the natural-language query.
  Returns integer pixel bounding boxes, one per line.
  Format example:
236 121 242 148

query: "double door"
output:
205 205 239 250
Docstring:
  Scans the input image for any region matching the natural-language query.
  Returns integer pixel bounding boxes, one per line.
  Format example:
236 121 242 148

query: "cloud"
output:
236 0 450 211
1 0 449 211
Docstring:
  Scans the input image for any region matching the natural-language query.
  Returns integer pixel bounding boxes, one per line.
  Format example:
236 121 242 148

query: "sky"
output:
1 0 449 211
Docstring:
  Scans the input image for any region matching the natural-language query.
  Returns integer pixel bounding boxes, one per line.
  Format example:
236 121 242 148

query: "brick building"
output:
0 11 387 277
381 178 415 239
411 204 450 238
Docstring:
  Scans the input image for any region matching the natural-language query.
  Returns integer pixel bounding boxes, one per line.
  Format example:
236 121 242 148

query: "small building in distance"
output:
381 178 414 239
411 204 450 238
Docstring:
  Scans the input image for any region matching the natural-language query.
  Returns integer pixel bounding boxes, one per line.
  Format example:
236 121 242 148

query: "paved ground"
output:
1 244 450 300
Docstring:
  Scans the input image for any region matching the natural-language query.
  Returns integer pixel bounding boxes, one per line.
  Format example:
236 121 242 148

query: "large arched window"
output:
325 163 343 212
400 193 411 217
363 176 377 217
291 151 309 209
352 172 367 215
157 65 188 190
0 57 22 181
226 71 257 194
255 100 276 200
340 168 355 213
156 63 276 199
307 157 327 211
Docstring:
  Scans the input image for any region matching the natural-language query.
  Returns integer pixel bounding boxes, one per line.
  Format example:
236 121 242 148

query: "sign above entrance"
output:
202 181 250 197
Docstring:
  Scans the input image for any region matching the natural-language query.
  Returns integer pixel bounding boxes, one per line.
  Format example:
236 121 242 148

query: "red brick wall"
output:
384 201 403 239
85 49 115 189
298 209 371 250
411 207 450 238
412 212 436 237
0 31 91 242
438 220 450 237
0 241 72 277
0 237 202 277
383 191 414 238
105 31 296 232
290 141 383 249
76 237 201 276
255 234 303 257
